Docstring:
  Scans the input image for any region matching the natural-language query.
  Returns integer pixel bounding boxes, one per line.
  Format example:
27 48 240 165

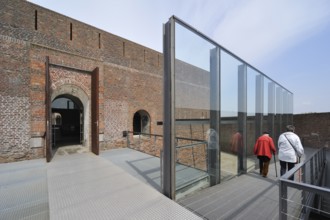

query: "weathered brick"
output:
0 0 162 163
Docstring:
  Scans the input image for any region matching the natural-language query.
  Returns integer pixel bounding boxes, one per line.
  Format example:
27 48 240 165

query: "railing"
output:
124 131 208 171
125 131 163 157
124 131 209 197
279 147 330 220
175 137 208 171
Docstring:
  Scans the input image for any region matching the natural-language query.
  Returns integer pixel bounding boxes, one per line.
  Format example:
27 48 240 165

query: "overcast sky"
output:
28 0 330 114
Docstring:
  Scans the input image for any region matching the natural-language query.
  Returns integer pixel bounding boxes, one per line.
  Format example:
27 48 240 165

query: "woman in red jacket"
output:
254 131 276 177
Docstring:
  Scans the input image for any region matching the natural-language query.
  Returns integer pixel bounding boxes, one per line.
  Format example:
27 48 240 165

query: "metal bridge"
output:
1 146 329 219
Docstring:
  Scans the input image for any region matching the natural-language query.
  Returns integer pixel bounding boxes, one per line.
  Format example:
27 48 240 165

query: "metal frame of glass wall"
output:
163 16 293 200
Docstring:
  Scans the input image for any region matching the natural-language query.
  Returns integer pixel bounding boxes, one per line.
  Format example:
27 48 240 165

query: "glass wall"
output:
163 16 293 200
247 68 258 171
172 22 220 199
220 51 242 178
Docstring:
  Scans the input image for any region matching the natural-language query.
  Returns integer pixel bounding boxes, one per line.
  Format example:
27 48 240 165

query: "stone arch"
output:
51 84 90 149
133 110 151 134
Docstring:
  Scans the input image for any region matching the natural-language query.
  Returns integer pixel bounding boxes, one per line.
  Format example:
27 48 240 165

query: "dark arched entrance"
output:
133 110 150 135
51 94 83 149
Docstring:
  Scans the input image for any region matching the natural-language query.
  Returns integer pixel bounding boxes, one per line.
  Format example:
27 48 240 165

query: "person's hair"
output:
263 131 269 134
286 125 295 132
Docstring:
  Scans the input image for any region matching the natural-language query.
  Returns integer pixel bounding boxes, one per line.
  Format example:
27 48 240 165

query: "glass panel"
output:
220 50 243 178
283 90 294 127
247 67 258 171
275 86 284 140
263 77 269 134
287 92 294 124
267 80 276 144
174 22 219 198
164 17 295 200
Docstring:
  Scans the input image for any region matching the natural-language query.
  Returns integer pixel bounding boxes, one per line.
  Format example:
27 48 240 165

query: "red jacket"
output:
254 134 276 159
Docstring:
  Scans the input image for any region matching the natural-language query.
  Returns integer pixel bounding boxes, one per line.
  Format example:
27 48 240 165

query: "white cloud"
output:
27 0 330 114
28 0 330 58
206 0 330 66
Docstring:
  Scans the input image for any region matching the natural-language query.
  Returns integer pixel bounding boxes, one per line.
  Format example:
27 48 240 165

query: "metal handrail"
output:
279 147 330 220
176 141 207 149
125 131 208 171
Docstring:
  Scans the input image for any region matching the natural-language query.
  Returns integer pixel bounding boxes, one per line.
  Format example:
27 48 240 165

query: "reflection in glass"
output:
267 80 276 144
247 68 258 169
220 50 242 177
164 17 294 200
174 22 219 198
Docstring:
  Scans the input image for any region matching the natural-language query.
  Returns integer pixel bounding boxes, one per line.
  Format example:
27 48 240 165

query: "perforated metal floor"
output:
47 152 202 220
0 159 49 220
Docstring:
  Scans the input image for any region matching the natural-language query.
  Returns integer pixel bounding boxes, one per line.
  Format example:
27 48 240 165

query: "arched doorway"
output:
51 95 83 149
133 110 150 135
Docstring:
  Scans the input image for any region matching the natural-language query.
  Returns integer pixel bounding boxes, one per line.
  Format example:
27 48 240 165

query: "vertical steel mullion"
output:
163 17 176 200
209 47 220 185
279 180 288 220
302 163 306 214
238 64 247 173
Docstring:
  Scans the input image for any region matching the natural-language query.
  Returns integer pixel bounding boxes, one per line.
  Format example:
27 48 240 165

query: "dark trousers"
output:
258 156 270 177
280 160 295 180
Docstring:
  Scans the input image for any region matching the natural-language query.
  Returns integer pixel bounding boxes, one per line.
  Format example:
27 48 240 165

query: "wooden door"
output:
91 67 99 155
45 56 52 162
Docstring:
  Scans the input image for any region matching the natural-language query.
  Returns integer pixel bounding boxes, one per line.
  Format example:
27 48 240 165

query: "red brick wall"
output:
294 113 330 148
0 0 163 162
3 0 325 164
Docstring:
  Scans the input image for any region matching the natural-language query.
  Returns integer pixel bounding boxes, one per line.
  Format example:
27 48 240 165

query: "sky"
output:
28 0 330 114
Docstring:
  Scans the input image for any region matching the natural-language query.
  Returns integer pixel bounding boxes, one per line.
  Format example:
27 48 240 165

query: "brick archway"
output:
52 85 91 150
45 57 99 161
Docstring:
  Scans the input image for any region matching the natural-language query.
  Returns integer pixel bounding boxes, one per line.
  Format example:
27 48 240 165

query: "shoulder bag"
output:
284 134 300 164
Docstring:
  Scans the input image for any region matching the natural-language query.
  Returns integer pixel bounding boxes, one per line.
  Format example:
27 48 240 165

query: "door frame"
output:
45 56 99 161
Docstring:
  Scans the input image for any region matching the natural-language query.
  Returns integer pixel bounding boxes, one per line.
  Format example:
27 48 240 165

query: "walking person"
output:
278 125 304 180
254 131 276 178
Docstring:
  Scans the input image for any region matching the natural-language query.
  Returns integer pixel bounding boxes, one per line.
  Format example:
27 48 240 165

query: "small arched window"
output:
133 110 150 135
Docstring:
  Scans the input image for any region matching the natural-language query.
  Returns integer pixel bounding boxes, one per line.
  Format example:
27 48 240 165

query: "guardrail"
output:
124 131 208 171
124 131 209 198
124 131 163 157
279 147 330 220
175 137 208 171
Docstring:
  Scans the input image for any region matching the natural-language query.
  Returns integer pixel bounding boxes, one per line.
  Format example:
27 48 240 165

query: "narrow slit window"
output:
34 10 38 30
98 33 101 49
144 50 146 62
70 23 73 41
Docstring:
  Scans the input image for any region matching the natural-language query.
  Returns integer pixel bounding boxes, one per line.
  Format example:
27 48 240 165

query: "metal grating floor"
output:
1 150 202 220
47 152 202 220
0 159 49 220
2 147 317 219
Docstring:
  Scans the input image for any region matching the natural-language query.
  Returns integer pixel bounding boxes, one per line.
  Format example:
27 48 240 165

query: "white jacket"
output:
278 132 304 163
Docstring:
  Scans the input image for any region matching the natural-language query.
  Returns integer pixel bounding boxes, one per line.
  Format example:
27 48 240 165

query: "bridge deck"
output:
0 147 317 220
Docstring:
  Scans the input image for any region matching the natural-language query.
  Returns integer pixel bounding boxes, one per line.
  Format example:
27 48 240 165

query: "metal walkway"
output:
48 151 202 220
179 167 280 220
0 147 318 220
0 158 49 220
178 148 318 220
0 149 202 220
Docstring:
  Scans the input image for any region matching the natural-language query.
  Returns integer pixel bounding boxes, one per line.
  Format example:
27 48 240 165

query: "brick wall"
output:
294 113 330 148
0 0 163 162
2 0 327 164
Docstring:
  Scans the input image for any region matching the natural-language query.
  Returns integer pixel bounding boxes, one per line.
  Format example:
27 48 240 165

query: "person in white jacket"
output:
278 125 304 180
